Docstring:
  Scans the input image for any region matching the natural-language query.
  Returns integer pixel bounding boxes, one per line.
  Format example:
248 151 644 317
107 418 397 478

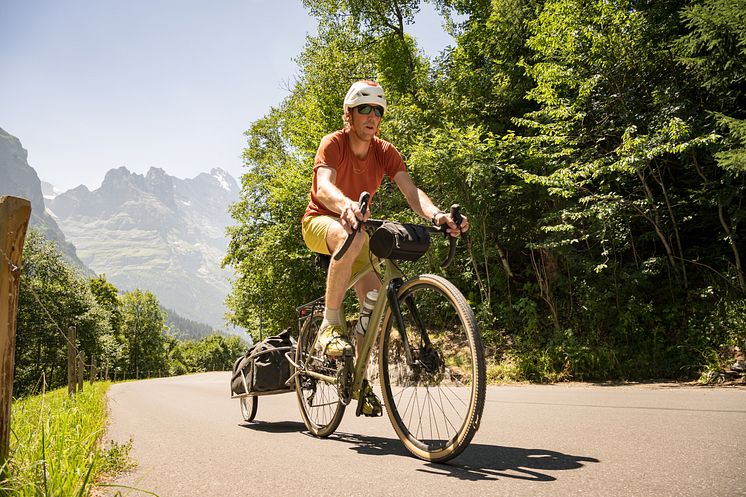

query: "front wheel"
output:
379 274 486 462
295 312 346 437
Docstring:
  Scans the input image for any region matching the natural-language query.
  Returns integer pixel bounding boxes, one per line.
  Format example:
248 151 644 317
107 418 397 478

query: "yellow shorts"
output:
302 215 376 281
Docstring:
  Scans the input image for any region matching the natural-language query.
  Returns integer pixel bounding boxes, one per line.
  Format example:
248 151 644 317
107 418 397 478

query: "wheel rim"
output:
240 396 255 422
381 281 478 455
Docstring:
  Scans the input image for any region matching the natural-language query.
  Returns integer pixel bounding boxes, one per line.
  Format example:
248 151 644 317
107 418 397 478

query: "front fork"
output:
386 278 441 374
386 279 413 365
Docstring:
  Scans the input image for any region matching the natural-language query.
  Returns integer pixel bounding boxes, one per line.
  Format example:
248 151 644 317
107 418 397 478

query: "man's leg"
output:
351 268 383 416
302 216 383 415
354 271 380 303
352 271 380 356
322 220 364 327
302 215 378 357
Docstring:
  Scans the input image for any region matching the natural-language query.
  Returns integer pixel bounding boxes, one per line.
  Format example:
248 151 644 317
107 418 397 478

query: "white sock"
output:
320 307 342 331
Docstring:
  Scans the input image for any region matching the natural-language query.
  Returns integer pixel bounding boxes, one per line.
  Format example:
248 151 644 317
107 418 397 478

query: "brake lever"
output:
440 204 462 268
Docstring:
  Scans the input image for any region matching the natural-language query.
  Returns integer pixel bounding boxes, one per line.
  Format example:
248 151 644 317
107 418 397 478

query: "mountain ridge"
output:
47 165 240 331
0 126 90 274
1 125 242 336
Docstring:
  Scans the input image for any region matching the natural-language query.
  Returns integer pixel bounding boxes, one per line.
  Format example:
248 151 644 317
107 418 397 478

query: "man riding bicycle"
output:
301 80 469 416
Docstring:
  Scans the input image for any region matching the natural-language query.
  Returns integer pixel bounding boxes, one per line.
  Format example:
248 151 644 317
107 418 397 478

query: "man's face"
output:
350 104 383 141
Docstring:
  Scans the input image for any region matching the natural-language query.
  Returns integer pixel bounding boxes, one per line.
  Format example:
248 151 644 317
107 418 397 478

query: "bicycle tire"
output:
239 395 257 422
295 312 346 437
378 274 486 462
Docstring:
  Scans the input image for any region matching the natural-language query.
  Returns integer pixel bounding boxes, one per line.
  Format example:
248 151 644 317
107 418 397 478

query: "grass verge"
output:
1 382 134 496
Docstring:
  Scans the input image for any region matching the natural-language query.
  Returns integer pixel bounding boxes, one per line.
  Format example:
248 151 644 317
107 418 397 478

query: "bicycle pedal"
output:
355 380 383 418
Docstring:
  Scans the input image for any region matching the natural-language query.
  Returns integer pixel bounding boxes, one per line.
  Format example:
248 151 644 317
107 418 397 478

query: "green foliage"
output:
88 274 128 378
15 230 111 397
14 230 250 397
4 382 115 496
97 438 135 477
673 0 746 176
175 334 248 373
225 0 746 381
164 308 215 340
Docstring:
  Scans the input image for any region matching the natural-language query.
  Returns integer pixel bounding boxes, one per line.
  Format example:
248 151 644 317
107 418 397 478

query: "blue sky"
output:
0 1 455 191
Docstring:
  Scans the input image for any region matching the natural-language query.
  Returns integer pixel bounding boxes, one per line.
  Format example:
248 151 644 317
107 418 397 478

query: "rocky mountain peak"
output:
145 167 176 209
47 165 240 329
209 167 240 192
0 127 89 273
102 165 136 185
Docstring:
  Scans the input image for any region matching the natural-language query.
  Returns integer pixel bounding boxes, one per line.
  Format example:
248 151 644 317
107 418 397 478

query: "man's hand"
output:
339 198 371 234
434 211 469 237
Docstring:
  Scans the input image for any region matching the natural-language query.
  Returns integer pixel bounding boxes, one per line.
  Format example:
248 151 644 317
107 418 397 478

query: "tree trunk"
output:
693 156 745 292
652 166 688 288
635 170 678 270
719 204 745 292
530 249 560 331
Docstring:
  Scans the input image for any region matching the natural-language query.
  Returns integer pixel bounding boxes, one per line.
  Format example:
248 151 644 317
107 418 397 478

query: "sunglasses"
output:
355 104 384 117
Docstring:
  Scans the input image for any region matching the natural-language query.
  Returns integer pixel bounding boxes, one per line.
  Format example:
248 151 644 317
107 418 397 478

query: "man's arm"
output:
316 166 369 233
393 171 469 235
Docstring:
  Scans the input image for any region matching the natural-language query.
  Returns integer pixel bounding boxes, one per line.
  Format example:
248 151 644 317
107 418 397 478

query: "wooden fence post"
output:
77 351 85 392
68 326 77 397
0 196 32 470
90 356 97 385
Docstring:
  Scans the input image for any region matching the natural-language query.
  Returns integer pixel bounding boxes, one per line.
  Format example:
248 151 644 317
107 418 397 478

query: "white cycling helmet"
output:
343 80 387 113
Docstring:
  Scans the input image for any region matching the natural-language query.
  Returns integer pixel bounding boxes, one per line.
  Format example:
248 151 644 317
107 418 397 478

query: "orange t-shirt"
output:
303 129 406 219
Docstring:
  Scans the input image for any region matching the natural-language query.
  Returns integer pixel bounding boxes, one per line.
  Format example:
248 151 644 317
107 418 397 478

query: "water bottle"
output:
355 289 378 336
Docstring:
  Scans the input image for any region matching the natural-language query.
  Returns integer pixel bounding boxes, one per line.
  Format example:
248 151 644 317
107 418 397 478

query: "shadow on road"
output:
421 443 599 482
332 432 599 482
238 420 307 433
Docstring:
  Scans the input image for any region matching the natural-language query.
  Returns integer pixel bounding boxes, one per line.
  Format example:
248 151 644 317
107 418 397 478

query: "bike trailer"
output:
230 327 295 398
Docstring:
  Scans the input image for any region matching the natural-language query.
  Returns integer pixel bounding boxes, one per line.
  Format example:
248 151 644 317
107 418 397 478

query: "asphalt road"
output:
103 372 746 497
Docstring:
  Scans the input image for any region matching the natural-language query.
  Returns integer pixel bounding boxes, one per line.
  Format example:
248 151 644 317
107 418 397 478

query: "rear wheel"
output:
295 312 346 437
239 395 257 422
379 274 486 462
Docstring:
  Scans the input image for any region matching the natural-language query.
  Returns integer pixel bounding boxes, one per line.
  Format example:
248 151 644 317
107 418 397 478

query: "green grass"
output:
2 382 134 496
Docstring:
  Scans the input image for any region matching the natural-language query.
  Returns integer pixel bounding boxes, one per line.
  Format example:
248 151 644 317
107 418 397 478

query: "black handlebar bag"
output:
369 222 431 261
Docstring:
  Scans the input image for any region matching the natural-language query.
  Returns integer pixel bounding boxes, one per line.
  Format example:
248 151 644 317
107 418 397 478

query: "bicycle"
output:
289 192 486 462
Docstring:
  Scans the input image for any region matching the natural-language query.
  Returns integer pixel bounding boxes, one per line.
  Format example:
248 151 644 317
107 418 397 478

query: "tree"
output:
89 275 128 374
673 0 746 291
120 289 168 377
175 334 247 372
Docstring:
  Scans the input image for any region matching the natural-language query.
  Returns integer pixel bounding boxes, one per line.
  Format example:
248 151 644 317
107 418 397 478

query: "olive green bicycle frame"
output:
301 257 405 396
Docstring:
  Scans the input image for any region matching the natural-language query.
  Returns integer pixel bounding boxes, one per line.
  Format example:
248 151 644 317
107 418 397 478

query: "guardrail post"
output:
0 196 32 471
